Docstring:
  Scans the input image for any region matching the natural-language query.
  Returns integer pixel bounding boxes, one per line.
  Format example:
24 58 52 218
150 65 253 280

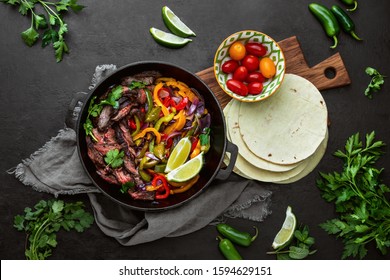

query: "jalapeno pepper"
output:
217 236 243 260
309 3 340 49
340 0 358 12
331 5 362 41
216 223 259 247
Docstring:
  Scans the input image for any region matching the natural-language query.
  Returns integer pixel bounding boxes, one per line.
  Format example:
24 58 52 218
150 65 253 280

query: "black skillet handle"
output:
215 140 238 180
65 91 89 130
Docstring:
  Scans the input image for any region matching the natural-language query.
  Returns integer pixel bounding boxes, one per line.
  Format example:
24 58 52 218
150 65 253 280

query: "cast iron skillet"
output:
76 61 237 211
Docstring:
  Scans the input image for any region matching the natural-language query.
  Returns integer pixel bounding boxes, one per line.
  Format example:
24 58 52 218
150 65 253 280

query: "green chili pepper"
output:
145 88 153 115
309 3 340 49
217 236 243 260
145 106 161 123
131 115 141 137
216 223 259 247
154 112 175 132
331 5 362 41
340 0 358 12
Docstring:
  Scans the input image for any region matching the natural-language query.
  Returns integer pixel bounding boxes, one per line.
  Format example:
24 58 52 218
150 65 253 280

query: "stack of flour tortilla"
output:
223 74 329 184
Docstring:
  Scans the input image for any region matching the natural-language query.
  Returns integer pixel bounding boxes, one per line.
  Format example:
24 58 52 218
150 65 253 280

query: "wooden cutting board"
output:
196 36 351 108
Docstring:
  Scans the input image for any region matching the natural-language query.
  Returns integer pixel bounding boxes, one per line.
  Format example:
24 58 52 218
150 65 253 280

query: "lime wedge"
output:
272 206 297 250
165 137 192 173
166 152 204 182
162 6 196 38
150 27 192 48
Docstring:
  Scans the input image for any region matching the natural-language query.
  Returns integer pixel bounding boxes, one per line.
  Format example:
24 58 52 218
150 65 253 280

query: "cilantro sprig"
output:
1 0 85 62
364 67 386 99
104 148 124 168
267 225 317 260
83 85 124 141
14 199 94 260
317 131 390 259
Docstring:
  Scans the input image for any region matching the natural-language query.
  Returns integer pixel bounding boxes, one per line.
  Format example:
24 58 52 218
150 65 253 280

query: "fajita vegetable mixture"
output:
84 71 211 201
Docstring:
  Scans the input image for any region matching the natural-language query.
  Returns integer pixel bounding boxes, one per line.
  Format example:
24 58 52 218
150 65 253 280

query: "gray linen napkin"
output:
9 64 272 246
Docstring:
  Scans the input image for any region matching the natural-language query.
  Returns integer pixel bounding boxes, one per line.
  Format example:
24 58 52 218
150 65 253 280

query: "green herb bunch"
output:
1 0 85 62
317 131 390 259
14 199 94 260
364 67 386 99
267 225 317 260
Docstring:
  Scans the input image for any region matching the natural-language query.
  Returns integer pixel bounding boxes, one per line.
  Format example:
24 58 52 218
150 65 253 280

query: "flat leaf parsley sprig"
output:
1 0 85 62
317 131 390 259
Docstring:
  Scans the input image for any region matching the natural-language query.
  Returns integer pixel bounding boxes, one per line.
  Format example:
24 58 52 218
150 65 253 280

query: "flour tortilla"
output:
277 128 328 184
238 74 328 165
225 128 329 184
224 99 301 172
225 118 310 183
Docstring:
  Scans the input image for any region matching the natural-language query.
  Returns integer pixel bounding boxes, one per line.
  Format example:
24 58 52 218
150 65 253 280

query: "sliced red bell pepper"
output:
153 174 170 200
172 97 188 111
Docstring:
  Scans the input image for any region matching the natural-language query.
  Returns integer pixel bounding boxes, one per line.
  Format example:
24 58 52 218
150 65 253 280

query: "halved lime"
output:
165 137 192 173
272 206 297 250
150 27 192 48
162 6 196 38
166 152 204 182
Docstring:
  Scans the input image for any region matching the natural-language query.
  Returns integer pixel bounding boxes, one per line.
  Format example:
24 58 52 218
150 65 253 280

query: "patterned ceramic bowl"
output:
214 30 285 102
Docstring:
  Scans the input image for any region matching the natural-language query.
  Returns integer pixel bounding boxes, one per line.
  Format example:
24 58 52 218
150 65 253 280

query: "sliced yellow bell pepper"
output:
165 81 198 103
163 110 186 135
153 82 170 116
133 127 161 144
170 175 200 194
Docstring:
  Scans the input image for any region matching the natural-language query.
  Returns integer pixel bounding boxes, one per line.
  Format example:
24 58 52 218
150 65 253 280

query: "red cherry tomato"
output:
241 55 260 72
246 72 266 83
222 60 239 74
247 82 264 95
245 42 267 57
226 79 248 96
233 66 248 81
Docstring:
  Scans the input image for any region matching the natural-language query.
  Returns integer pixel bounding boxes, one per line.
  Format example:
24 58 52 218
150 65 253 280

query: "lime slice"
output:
150 27 192 48
272 206 297 250
166 152 204 182
162 6 196 38
165 137 192 173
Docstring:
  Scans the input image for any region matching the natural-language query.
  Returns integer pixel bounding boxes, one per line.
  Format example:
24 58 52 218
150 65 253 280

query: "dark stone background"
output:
1 0 389 260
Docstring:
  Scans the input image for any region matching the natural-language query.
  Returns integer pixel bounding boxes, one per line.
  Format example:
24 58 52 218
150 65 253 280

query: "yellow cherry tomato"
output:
259 57 276 78
229 41 246 61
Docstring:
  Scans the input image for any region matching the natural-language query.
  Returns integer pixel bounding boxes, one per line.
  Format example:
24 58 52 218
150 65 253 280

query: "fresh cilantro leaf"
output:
21 26 39 47
128 81 146 90
1 0 20 5
33 14 47 29
53 38 69 62
41 29 58 48
120 181 135 194
100 85 123 109
364 67 386 99
14 199 93 260
268 224 317 260
104 149 125 168
18 0 33 15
